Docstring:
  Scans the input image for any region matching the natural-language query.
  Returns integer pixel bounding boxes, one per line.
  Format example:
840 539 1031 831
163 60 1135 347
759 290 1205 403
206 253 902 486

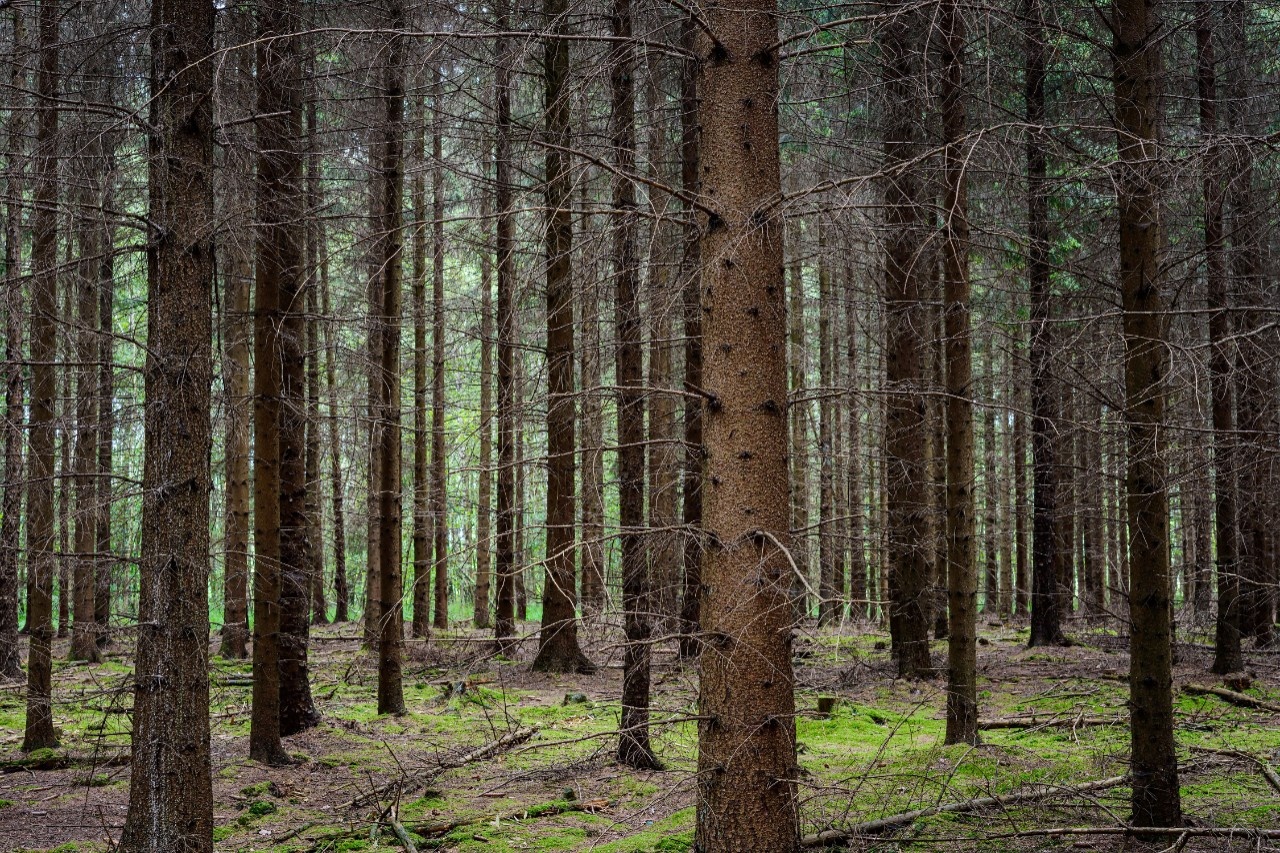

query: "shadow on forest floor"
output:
1 615 1278 851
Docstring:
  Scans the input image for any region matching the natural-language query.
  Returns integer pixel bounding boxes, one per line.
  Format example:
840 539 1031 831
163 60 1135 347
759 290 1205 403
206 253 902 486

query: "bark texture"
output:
693 3 799 849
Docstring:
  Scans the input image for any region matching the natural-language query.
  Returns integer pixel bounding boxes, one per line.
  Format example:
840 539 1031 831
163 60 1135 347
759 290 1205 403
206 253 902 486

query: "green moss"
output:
240 781 271 797
212 825 236 842
247 799 278 816
0 798 11 809
592 808 695 852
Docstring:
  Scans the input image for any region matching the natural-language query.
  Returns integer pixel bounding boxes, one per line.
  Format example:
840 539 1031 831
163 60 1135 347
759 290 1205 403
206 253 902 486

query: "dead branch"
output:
799 774 1131 846
977 715 1122 730
1182 683 1280 713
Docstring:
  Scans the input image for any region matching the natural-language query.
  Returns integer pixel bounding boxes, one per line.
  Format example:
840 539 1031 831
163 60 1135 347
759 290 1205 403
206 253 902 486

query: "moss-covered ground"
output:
1 617 1278 851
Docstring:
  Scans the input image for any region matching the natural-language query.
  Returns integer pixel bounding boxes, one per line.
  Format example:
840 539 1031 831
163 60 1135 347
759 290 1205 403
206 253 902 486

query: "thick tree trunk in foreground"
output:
119 0 215 846
23 0 59 752
375 0 406 716
941 0 978 746
1025 0 1065 648
532 0 593 674
693 3 799 849
1112 0 1181 827
882 0 933 678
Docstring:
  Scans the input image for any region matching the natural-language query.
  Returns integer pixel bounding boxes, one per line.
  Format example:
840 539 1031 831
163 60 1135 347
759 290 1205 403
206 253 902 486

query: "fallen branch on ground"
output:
977 715 1122 730
1182 683 1280 713
339 726 538 811
799 774 1131 846
1 751 130 773
1192 746 1280 795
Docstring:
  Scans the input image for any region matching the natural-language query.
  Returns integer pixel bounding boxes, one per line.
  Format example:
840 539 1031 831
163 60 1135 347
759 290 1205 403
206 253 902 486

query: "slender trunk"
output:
305 97 326 627
474 148 493 629
23 0 59 752
578 181 605 617
0 4 26 679
882 0 932 677
375 0 406 716
1113 0 1181 826
676 13 703 661
321 247 348 622
411 91 430 639
694 2 798 847
1082 386 1105 615
120 0 216 844
610 0 653 764
1013 330 1029 617
531 0 587 673
817 223 836 626
430 66 449 631
789 258 810 617
493 0 517 651
1026 0 1065 647
845 264 865 621
941 0 978 744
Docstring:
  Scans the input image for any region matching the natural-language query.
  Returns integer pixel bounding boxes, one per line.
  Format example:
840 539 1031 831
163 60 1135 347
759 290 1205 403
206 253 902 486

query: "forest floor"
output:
1 615 1279 852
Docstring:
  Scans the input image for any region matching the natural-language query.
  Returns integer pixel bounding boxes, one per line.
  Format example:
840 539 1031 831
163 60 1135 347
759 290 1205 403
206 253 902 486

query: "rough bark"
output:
119 0 216 845
844 264 865 621
941 0 978 745
321 232 349 623
817 224 837 627
693 3 799 849
304 97 326 627
531 0 592 674
375 0 406 716
1200 0 1239 672
578 182 605 617
22 0 59 752
492 0 517 652
430 66 449 631
788 258 810 616
411 92 431 640
250 0 301 764
474 151 494 629
1112 0 1182 826
1025 0 1065 647
0 4 26 680
882 0 933 677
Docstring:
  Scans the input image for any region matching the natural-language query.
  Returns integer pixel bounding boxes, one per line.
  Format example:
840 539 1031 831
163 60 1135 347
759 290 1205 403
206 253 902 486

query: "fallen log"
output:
1182 683 1280 713
1 751 130 773
799 774 1131 846
339 726 537 811
978 716 1122 730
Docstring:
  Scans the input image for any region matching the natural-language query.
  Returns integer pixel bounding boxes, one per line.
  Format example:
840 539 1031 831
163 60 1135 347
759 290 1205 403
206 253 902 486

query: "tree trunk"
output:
845 264 865 621
0 3 26 679
817 222 836 626
578 180 605 618
304 97 326 627
532 0 591 673
23 0 60 752
218 168 252 659
676 13 704 661
788 257 810 617
493 0 517 652
375 0 406 716
1025 0 1065 647
474 148 494 629
321 228 349 623
119 0 216 845
609 0 654 764
693 3 799 849
1013 330 1029 618
250 0 302 763
1112 0 1181 826
882 0 933 678
411 91 431 640
430 66 449 632
941 0 978 745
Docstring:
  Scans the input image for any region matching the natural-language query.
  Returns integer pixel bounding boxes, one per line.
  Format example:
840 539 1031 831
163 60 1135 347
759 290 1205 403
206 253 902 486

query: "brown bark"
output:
531 0 591 674
250 0 301 763
1112 0 1181 826
305 97 326 627
1026 0 1065 647
430 66 448 632
610 0 653 765
321 231 349 623
788 258 810 616
492 0 517 652
578 182 605 617
942 0 977 745
1193 1 1234 667
693 3 799 849
474 148 493 629
411 91 431 640
1013 329 1029 618
844 264 865 621
1081 387 1106 615
119 0 215 844
0 3 26 679
23 0 59 752
817 222 837 627
882 0 932 678
375 0 406 716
